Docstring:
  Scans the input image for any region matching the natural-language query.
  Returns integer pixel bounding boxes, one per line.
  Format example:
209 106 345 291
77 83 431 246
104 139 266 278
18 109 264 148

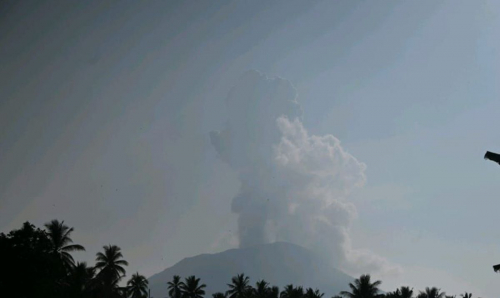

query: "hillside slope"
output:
148 242 353 298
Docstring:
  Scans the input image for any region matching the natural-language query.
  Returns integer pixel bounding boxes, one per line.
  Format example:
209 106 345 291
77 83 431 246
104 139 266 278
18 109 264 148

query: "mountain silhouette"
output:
148 242 353 298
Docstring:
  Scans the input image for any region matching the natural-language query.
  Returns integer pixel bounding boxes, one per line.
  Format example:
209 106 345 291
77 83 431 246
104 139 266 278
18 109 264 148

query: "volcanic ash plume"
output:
210 70 401 276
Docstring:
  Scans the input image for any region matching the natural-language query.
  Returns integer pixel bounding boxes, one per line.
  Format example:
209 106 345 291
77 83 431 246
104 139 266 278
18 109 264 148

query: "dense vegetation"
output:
0 221 481 298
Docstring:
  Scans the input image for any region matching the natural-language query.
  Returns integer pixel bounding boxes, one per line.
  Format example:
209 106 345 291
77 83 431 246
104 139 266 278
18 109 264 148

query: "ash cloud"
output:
210 70 401 276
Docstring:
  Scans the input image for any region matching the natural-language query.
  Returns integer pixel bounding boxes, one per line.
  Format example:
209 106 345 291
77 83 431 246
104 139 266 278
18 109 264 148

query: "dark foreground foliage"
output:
0 221 482 298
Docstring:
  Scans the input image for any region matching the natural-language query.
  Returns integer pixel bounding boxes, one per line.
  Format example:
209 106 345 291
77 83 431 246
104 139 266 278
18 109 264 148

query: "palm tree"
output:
416 288 445 298
181 275 206 298
95 244 129 280
213 293 228 298
94 244 129 297
168 275 186 298
127 272 149 298
386 287 413 298
254 280 281 298
399 287 414 298
340 274 382 298
460 293 472 298
44 219 85 268
280 285 304 298
305 288 323 298
269 286 280 298
227 274 252 298
254 280 270 298
65 261 95 298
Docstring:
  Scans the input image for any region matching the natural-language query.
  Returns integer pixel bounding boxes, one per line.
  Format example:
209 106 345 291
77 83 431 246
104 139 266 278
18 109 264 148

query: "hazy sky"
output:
1 1 500 296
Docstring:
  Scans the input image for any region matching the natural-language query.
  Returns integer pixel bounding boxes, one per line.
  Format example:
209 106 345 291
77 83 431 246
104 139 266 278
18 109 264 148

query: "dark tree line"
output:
0 221 482 298
167 273 479 298
0 220 147 298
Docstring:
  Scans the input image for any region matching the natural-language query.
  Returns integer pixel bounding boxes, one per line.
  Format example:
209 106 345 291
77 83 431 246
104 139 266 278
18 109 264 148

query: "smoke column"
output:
210 70 401 276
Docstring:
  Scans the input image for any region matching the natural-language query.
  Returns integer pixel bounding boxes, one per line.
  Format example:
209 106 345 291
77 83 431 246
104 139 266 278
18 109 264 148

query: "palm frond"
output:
63 244 86 252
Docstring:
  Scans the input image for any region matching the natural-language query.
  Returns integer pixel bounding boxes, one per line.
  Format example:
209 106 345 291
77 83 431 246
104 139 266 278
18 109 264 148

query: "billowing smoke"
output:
210 70 401 276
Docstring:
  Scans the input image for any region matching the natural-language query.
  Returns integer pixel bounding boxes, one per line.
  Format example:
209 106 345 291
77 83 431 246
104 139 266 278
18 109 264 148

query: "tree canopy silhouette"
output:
0 221 482 298
227 274 253 298
127 272 149 298
0 222 66 298
304 288 324 298
65 261 96 298
213 292 228 298
385 286 414 298
253 280 280 298
94 244 129 297
44 219 85 269
416 287 445 298
280 285 305 298
181 276 207 298
340 274 382 298
169 275 186 298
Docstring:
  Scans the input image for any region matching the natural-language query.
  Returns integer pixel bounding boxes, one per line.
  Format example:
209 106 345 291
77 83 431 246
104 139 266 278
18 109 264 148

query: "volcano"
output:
148 242 354 298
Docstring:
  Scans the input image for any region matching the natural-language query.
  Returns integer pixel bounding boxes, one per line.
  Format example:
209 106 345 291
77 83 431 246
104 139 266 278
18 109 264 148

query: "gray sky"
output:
1 1 500 296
